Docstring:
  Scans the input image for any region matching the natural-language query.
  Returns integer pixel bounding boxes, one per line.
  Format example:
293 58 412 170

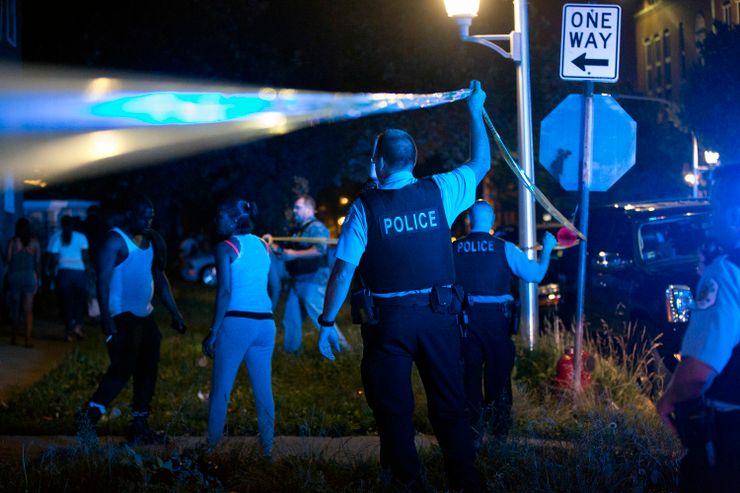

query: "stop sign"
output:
539 94 636 191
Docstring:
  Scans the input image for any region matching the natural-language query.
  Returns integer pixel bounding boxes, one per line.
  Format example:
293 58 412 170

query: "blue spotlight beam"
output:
0 66 580 241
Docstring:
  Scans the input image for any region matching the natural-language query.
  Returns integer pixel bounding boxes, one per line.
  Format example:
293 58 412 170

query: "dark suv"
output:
557 199 710 369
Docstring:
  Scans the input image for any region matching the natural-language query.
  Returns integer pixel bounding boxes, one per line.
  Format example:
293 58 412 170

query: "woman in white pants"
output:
202 198 275 458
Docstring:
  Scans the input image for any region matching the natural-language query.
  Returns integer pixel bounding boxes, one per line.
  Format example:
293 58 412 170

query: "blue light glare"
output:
90 92 271 125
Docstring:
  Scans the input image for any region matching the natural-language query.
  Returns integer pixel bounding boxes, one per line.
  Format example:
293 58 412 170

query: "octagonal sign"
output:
539 94 636 192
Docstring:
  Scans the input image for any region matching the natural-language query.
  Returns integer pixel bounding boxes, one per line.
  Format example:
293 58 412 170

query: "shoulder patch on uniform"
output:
695 277 719 310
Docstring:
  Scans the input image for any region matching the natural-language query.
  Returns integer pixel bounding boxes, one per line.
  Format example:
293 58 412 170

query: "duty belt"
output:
372 293 431 307
466 294 514 306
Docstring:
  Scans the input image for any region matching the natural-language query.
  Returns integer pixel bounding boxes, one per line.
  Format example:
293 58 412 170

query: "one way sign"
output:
560 4 621 82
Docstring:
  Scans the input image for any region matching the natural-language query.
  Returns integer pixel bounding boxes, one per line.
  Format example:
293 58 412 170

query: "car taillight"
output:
538 283 561 305
666 284 693 324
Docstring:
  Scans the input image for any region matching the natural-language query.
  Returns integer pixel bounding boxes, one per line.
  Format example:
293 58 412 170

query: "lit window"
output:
679 23 687 80
654 34 662 92
695 13 707 51
723 1 732 24
663 29 672 89
644 38 653 93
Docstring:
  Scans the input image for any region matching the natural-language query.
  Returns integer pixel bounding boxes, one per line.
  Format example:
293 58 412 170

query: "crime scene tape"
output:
263 235 338 245
480 108 586 241
0 65 469 183
0 66 583 242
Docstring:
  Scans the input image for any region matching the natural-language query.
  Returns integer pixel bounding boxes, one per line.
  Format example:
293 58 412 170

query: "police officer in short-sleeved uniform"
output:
657 164 740 492
453 200 556 443
316 81 490 492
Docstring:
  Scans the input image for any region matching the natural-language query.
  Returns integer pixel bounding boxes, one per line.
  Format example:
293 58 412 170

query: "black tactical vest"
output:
285 218 325 277
358 178 455 294
453 232 511 296
705 250 740 405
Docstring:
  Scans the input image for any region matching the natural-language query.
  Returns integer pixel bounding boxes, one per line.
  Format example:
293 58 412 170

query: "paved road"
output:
0 319 77 401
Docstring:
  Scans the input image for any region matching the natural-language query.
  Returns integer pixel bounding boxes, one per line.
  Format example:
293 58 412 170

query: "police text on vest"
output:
456 239 496 253
380 209 440 237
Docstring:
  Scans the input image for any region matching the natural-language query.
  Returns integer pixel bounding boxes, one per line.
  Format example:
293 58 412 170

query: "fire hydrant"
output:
553 347 595 390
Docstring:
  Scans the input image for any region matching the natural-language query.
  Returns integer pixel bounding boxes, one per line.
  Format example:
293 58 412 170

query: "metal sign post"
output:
573 81 594 393
559 4 622 393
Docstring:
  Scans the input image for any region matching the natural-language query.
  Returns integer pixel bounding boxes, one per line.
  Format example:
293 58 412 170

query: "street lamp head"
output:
444 0 480 18
704 150 720 166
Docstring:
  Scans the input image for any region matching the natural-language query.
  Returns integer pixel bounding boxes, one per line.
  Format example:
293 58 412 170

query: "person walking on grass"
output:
48 215 90 342
276 195 350 354
76 194 186 445
202 198 275 459
453 200 556 445
6 218 41 348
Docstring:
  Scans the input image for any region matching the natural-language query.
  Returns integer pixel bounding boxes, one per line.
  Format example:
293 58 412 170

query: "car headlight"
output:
665 284 693 324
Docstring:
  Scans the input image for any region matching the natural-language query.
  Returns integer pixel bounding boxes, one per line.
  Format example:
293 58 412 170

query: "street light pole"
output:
445 0 539 348
512 0 538 350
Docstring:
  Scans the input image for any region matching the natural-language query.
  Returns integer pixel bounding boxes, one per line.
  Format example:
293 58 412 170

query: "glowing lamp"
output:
444 0 480 18
704 150 720 166
683 173 697 186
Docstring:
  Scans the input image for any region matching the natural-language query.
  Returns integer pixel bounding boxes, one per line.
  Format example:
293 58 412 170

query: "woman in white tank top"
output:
202 198 276 458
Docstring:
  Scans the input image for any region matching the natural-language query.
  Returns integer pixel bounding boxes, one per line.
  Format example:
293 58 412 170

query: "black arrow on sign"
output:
571 53 609 72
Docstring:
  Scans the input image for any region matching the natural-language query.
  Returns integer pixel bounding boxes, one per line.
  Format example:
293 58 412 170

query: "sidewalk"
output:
0 319 77 401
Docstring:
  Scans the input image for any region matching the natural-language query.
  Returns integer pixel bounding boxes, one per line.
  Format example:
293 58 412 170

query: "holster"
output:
430 285 464 315
507 301 521 335
674 396 717 464
350 288 379 325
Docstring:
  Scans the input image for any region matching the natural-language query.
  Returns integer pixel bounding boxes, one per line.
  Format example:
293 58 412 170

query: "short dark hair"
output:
126 194 154 213
711 164 740 209
296 194 316 210
374 129 417 169
218 198 257 234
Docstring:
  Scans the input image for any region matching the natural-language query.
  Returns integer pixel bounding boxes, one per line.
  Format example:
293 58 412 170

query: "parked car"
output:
554 199 711 370
181 252 217 286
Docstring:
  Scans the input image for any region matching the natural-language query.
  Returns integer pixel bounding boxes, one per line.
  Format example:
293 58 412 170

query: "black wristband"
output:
318 314 335 327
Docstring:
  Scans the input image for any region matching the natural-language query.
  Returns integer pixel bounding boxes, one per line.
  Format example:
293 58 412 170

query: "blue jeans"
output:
207 316 276 456
56 269 87 334
282 273 327 353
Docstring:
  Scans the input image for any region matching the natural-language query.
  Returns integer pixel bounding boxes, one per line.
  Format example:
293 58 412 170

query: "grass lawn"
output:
0 280 682 491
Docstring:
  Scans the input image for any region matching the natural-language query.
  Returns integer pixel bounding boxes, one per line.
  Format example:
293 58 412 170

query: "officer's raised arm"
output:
465 80 490 184
504 231 557 283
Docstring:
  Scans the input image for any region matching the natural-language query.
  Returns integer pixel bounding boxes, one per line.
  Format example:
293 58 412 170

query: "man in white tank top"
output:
75 195 186 446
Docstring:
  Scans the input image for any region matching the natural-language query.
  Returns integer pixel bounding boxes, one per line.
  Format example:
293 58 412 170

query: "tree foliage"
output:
683 22 740 163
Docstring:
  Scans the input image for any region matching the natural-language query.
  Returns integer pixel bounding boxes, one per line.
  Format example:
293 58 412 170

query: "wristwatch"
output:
317 314 335 327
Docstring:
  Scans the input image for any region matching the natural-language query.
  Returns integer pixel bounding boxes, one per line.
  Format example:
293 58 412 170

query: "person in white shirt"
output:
76 195 186 446
48 215 90 341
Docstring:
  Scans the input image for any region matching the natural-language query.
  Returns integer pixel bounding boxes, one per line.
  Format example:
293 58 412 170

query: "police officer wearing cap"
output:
317 80 489 492
453 200 556 444
656 164 740 492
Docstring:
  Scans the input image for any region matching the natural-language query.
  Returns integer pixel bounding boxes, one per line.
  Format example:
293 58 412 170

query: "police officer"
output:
453 200 556 443
317 80 489 492
277 195 349 353
656 164 740 492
